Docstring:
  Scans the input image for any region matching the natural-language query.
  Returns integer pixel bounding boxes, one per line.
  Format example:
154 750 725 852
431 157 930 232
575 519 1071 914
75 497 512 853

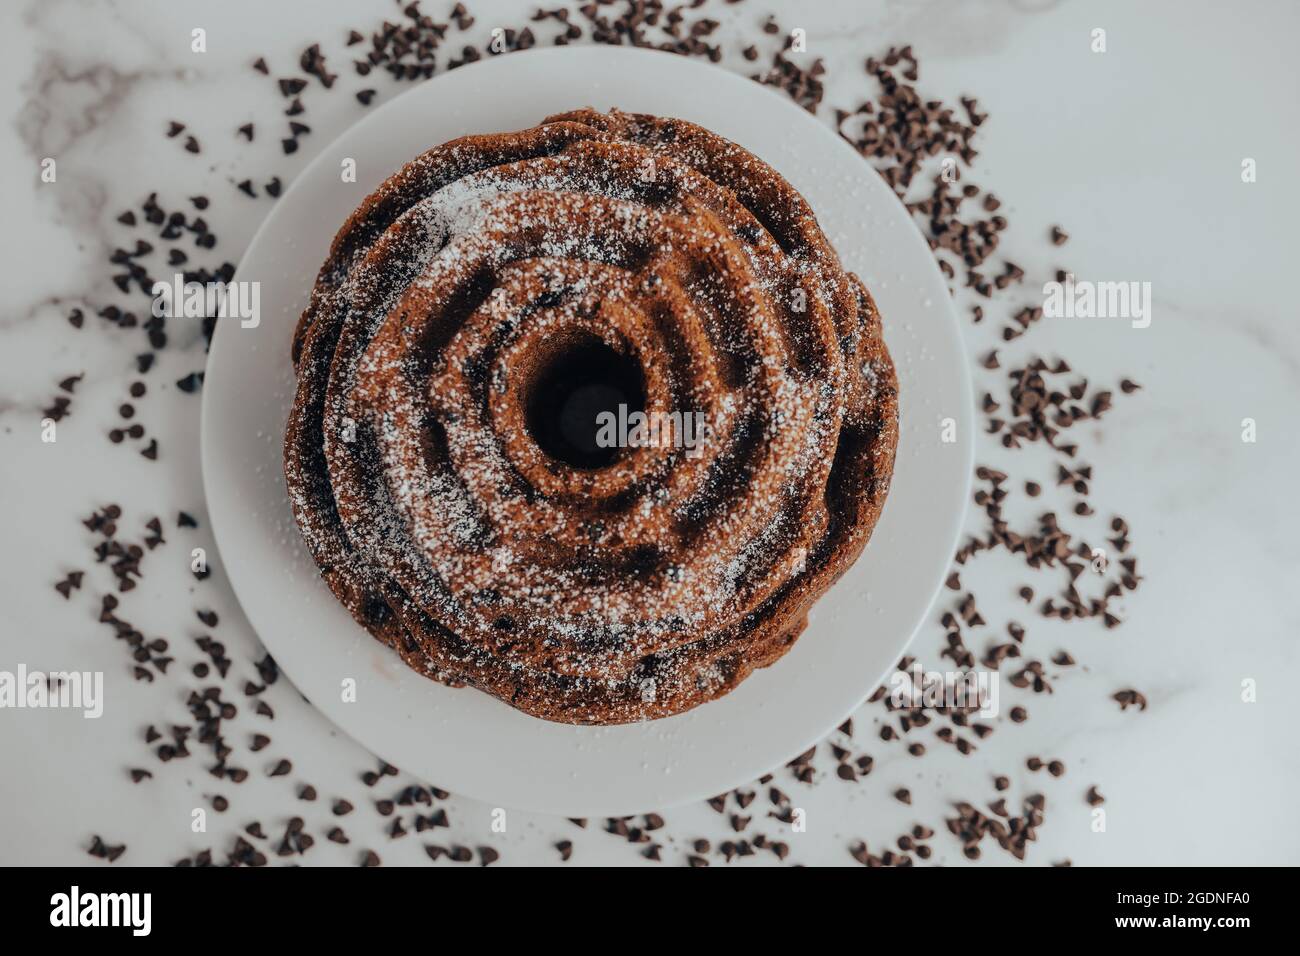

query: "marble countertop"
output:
2 0 1297 866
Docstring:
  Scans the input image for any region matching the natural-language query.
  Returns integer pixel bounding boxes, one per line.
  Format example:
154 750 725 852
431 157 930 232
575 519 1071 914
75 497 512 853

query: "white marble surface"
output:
1 0 1297 866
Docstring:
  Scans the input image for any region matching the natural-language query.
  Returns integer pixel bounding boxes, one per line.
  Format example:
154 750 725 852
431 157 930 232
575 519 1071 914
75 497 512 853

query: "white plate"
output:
202 46 972 817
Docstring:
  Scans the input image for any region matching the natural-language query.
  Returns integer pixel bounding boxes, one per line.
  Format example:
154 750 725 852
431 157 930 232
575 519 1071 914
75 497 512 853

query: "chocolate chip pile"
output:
49 0 1145 866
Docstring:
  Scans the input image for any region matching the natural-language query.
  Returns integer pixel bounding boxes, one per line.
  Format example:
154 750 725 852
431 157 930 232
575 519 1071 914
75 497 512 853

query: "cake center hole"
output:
524 335 646 469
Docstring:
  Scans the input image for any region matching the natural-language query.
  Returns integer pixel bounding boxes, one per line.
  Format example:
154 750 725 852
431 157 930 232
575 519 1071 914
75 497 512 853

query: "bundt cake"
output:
284 108 898 724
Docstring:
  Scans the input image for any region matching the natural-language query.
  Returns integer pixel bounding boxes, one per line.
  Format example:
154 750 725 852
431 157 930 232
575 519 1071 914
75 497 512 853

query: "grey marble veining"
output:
1 0 1296 865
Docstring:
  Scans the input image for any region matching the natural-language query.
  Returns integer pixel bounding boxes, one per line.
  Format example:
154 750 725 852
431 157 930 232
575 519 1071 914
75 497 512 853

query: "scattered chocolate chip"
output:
176 372 204 393
1112 689 1148 712
88 835 127 863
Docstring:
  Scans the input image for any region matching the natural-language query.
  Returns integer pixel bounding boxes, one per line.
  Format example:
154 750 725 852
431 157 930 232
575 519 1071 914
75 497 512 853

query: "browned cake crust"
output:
284 108 898 724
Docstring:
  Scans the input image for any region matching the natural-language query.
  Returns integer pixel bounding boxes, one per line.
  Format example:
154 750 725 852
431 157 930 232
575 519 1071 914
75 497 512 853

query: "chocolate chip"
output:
1112 689 1148 711
176 372 204 393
